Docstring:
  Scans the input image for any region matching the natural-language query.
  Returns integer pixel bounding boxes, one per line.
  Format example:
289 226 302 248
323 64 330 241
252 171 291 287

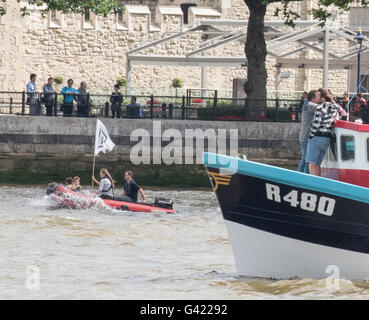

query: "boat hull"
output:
204 152 369 280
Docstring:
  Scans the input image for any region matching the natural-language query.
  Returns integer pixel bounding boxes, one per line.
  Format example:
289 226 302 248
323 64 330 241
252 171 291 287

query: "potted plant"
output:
171 78 183 98
116 77 128 94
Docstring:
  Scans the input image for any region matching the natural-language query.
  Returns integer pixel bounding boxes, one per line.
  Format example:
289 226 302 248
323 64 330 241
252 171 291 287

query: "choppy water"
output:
1 185 369 299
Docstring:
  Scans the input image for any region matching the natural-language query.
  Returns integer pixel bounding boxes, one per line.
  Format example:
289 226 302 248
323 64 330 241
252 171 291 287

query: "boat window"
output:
367 138 369 161
329 133 337 161
341 135 355 161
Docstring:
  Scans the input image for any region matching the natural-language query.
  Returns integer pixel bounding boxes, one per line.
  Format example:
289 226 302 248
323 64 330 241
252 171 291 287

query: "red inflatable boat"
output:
46 183 177 214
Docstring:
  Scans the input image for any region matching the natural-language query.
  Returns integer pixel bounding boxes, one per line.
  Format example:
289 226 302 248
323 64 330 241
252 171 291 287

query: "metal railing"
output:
0 91 304 122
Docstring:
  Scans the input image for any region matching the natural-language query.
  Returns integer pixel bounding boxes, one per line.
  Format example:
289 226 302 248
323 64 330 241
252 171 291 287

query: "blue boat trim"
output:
203 152 369 205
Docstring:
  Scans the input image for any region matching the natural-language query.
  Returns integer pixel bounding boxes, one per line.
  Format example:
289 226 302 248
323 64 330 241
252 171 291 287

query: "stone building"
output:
0 0 367 97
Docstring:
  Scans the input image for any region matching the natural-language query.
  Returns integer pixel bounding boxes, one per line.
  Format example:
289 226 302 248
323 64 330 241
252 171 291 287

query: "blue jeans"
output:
306 136 330 166
297 140 309 173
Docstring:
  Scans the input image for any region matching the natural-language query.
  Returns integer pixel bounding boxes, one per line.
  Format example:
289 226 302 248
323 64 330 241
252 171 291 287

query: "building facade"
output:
0 0 367 97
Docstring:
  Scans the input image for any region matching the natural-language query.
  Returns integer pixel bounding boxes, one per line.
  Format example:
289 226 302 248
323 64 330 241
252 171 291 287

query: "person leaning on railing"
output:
61 79 79 117
125 96 142 118
76 81 89 117
26 73 39 116
42 77 57 116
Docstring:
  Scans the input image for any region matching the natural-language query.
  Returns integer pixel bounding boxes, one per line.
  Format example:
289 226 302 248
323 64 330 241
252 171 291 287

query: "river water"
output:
1 185 369 300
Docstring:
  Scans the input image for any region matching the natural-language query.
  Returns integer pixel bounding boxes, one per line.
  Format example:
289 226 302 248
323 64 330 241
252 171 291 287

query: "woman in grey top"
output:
297 90 320 173
92 168 115 199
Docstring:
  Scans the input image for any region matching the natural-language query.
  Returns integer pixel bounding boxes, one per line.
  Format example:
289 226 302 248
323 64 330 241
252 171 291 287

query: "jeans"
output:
306 136 331 166
297 140 309 173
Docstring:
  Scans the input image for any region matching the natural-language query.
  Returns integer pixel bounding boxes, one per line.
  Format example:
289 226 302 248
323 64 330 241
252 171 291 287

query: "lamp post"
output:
355 27 364 92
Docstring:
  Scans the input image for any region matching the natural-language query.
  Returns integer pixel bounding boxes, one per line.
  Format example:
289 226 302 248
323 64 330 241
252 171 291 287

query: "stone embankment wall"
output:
0 116 300 187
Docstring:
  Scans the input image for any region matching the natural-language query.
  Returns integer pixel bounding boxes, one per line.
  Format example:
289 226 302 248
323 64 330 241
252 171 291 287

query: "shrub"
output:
172 78 183 88
54 76 63 85
116 77 128 88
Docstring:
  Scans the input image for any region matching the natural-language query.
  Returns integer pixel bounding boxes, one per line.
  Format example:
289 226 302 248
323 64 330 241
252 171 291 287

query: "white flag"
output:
94 119 115 155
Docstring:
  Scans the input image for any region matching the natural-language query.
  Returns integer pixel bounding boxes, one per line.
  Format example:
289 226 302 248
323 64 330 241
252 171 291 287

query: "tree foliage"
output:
0 0 123 17
271 0 369 26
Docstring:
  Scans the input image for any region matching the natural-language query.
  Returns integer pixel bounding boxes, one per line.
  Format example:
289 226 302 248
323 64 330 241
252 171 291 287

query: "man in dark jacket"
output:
42 77 56 116
76 81 89 117
110 85 123 118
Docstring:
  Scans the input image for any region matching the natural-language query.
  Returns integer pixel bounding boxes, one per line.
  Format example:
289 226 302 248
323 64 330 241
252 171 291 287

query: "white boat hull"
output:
225 220 369 280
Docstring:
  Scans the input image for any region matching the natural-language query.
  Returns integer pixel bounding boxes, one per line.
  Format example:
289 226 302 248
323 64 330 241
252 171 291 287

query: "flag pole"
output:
92 153 96 188
92 119 97 189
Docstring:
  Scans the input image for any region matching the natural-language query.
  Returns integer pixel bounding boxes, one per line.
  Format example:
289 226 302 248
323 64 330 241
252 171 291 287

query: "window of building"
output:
84 8 90 21
48 10 62 28
116 10 127 30
51 10 57 21
180 3 197 24
329 133 337 162
341 135 355 161
82 8 96 29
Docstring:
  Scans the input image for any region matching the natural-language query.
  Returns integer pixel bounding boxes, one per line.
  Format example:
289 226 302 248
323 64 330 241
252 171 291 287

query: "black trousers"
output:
77 103 89 117
62 103 73 117
45 103 53 116
111 107 122 118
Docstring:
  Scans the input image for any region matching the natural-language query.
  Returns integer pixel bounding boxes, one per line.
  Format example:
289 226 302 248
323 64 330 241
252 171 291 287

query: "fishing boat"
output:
203 120 369 280
46 183 176 214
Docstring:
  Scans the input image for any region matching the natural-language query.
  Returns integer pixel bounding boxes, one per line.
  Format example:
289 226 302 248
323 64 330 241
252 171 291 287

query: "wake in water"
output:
33 191 119 213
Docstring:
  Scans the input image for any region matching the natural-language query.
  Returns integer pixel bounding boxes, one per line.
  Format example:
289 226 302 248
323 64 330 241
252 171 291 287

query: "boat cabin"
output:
321 120 369 188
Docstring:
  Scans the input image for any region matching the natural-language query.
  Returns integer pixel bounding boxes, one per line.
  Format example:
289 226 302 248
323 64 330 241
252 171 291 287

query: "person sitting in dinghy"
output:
70 176 82 192
64 177 73 190
91 168 115 200
118 170 147 203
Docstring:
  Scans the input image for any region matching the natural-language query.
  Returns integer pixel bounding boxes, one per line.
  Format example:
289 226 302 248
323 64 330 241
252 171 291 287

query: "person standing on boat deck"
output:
118 170 147 203
306 89 341 176
92 168 115 200
297 90 320 173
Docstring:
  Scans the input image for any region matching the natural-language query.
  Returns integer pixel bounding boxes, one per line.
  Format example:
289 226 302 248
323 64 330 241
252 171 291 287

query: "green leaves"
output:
270 0 369 26
172 78 183 88
6 0 125 17
0 0 6 16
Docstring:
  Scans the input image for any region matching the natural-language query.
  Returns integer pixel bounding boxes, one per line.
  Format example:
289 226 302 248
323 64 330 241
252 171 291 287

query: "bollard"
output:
104 102 109 117
169 103 173 119
9 97 13 114
181 95 185 120
53 93 58 116
21 91 26 115
213 90 217 120
150 95 154 119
